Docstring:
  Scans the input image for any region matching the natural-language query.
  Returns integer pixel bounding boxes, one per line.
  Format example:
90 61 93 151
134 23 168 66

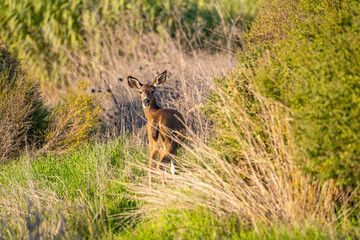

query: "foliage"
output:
40 81 102 153
0 0 260 89
244 0 299 46
239 0 360 188
0 45 49 161
0 45 103 158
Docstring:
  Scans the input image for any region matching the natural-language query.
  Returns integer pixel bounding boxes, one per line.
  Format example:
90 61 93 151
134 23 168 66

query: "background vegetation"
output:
1 0 360 239
0 45 101 161
0 0 258 90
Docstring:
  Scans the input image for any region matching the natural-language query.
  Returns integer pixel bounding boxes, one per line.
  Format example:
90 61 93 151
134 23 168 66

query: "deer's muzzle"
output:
143 98 150 108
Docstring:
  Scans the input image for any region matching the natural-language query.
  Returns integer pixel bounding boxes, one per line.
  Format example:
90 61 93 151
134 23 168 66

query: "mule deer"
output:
127 71 186 187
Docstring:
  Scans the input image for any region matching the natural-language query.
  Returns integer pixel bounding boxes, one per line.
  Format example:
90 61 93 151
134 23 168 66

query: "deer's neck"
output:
143 99 160 120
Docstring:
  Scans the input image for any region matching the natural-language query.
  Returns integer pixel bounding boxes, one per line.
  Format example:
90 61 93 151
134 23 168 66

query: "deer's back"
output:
150 108 186 140
155 108 185 130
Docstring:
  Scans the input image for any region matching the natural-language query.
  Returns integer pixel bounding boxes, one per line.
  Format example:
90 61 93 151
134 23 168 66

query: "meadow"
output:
1 0 360 239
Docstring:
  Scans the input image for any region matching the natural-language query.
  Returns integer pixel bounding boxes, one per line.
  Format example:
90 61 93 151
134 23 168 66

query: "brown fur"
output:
127 71 186 187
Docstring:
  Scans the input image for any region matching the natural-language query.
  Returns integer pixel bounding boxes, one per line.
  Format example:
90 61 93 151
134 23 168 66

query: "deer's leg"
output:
169 141 179 176
156 150 165 170
158 139 180 185
149 149 158 189
156 147 166 186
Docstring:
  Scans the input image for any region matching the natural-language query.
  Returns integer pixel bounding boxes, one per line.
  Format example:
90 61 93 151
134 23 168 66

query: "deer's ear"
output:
152 71 167 87
128 76 143 89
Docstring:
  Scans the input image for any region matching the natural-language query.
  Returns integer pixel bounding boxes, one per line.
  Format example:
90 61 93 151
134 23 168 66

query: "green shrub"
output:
239 0 360 187
204 71 267 164
0 45 102 158
40 81 102 153
0 45 49 161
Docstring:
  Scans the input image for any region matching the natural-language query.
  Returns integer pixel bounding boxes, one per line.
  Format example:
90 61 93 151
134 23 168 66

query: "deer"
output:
127 71 186 187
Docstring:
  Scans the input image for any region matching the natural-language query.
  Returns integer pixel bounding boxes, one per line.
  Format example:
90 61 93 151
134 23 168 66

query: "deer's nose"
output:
143 98 149 104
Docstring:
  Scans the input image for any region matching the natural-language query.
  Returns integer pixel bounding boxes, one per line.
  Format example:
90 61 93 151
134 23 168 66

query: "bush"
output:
0 45 49 161
240 0 360 187
39 81 102 153
0 45 100 158
204 72 266 164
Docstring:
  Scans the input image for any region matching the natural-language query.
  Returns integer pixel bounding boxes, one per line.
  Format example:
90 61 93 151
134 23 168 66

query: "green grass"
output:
0 137 145 239
120 208 359 240
121 208 239 240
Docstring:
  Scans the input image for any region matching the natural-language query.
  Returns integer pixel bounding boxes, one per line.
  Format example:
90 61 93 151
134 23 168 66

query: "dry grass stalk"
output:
0 73 39 161
0 173 69 239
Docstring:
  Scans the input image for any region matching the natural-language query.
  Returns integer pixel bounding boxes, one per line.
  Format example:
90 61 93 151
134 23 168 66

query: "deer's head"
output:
127 71 167 109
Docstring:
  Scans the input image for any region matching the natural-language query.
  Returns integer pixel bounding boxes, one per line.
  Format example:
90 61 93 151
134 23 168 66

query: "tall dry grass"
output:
57 23 237 139
0 64 49 161
0 73 35 160
120 68 350 228
0 138 145 239
0 182 71 239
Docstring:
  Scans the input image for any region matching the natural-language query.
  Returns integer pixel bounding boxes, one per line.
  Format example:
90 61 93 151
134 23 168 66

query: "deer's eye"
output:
150 90 154 94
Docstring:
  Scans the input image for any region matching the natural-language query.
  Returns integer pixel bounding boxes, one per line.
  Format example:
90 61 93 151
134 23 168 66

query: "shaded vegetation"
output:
0 45 102 160
0 45 49 160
